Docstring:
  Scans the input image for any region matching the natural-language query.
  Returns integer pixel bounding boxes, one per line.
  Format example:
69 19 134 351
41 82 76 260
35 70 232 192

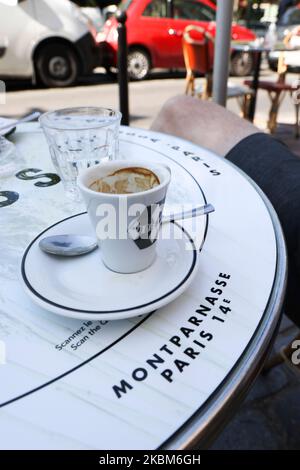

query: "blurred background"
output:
0 0 299 145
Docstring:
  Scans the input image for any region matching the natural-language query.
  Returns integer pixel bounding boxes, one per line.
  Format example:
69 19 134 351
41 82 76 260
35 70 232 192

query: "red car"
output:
99 0 256 80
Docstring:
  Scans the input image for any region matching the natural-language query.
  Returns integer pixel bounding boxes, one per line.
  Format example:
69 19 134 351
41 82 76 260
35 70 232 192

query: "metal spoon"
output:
128 203 214 240
39 203 214 257
162 203 214 224
39 234 98 257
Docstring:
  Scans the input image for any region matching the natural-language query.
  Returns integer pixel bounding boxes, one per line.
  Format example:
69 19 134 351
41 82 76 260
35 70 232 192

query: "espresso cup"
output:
78 160 171 273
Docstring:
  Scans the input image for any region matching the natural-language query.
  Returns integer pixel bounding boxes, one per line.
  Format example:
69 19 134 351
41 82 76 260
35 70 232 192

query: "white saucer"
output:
21 213 202 320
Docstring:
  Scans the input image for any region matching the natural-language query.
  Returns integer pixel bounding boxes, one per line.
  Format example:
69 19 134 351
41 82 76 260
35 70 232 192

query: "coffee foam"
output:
89 167 160 194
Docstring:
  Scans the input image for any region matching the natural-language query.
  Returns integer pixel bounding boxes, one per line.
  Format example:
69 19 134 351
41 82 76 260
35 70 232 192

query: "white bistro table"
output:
0 124 287 449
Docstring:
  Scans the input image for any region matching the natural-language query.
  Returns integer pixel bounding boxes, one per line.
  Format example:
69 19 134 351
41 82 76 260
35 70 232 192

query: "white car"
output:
71 0 104 31
70 1 119 32
268 6 300 72
0 0 102 87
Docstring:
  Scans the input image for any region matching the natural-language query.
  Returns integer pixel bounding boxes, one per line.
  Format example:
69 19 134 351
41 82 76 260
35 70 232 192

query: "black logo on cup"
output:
131 198 165 250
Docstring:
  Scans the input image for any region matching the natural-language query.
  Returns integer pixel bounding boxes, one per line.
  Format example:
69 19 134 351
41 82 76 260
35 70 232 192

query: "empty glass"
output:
39 107 122 200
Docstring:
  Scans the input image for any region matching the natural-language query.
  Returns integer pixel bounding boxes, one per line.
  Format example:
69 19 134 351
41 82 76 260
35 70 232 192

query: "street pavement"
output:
1 67 299 133
1 67 300 449
1 67 299 156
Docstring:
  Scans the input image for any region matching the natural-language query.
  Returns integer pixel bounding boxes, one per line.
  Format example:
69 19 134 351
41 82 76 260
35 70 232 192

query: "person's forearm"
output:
151 96 259 157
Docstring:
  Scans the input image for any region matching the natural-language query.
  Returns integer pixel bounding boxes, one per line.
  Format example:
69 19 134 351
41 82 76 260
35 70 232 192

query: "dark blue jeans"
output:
226 133 300 327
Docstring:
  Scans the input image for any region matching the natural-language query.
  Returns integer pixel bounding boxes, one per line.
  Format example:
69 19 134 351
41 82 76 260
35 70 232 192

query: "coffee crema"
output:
89 167 160 194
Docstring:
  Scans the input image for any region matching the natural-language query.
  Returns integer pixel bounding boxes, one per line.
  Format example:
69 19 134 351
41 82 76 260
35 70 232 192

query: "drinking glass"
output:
39 107 122 200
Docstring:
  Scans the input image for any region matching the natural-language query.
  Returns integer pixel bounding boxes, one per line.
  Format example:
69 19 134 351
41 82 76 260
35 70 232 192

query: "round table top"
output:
0 124 287 449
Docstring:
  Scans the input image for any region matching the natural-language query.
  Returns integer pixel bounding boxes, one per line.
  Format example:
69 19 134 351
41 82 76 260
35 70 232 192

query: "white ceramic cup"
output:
78 160 171 273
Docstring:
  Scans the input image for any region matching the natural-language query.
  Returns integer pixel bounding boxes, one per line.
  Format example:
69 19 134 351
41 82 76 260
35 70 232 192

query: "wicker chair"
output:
245 30 300 137
182 25 253 118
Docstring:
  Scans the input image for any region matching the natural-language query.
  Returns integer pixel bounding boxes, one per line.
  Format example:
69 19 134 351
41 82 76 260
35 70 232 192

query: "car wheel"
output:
35 43 79 88
230 52 254 76
127 48 150 80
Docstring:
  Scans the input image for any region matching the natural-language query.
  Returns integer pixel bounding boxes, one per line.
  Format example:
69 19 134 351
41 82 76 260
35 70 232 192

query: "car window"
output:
281 7 300 26
142 0 168 18
173 0 216 21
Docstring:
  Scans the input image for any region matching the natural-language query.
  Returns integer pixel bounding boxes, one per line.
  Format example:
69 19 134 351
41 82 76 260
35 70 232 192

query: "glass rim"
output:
39 107 122 131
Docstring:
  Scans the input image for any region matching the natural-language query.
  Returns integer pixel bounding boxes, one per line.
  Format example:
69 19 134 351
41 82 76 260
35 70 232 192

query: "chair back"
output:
182 25 214 75
277 28 300 83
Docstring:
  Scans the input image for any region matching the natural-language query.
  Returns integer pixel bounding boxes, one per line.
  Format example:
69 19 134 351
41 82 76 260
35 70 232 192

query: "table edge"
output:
161 158 288 450
12 124 288 450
